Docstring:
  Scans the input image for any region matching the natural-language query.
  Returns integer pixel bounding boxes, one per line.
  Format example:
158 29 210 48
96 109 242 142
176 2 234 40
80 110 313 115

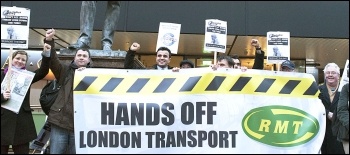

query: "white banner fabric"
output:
74 68 325 154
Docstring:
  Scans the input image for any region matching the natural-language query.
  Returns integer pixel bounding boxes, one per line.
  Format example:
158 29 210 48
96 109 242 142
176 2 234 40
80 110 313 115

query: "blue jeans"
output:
50 124 75 154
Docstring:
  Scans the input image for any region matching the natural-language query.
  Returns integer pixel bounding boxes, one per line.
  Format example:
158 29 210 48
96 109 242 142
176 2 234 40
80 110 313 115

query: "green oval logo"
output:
242 105 319 147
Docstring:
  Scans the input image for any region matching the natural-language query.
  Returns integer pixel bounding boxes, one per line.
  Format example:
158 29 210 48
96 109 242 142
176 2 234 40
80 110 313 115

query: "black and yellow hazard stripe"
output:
73 72 319 98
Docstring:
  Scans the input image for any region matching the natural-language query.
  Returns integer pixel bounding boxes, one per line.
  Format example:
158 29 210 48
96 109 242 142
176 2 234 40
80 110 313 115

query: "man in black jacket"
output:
210 39 263 71
124 42 174 70
48 29 93 154
318 63 345 154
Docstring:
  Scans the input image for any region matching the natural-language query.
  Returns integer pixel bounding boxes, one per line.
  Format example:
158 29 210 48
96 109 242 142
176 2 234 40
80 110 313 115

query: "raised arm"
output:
32 29 57 83
45 29 64 81
124 42 141 69
251 39 265 70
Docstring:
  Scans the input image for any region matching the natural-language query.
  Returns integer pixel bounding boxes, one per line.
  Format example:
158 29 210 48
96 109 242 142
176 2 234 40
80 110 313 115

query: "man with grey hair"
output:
318 62 345 154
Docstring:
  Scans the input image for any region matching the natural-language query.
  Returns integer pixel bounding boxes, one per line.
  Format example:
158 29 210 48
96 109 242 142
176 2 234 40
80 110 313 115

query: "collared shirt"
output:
157 66 168 70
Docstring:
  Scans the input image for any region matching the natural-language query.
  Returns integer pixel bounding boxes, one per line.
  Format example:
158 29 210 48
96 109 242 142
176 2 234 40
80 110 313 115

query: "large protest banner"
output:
73 68 325 154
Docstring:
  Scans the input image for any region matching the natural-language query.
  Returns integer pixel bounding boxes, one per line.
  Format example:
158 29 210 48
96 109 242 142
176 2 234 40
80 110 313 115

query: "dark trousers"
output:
78 1 120 47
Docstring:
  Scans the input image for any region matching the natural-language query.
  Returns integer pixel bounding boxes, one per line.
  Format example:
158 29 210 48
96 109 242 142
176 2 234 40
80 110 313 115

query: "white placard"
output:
338 59 349 92
156 22 181 54
266 31 290 64
1 6 30 49
204 19 227 53
1 68 35 113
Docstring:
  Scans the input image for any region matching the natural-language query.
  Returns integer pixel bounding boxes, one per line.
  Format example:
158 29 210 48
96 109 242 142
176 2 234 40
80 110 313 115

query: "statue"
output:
69 1 120 55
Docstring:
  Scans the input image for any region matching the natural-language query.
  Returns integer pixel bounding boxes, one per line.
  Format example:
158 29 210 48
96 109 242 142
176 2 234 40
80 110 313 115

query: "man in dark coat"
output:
124 42 173 70
318 62 345 154
47 30 93 153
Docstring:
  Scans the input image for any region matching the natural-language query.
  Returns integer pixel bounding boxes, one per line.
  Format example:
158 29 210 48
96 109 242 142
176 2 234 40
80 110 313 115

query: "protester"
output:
1 29 53 154
318 62 345 154
124 42 174 70
211 55 247 72
231 54 241 69
179 59 194 69
171 59 195 72
231 39 265 70
214 55 235 69
336 67 349 154
280 60 295 72
47 29 93 154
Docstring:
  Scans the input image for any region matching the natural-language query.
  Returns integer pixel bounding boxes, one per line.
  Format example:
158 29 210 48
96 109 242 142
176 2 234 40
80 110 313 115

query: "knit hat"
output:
180 60 194 68
281 60 295 69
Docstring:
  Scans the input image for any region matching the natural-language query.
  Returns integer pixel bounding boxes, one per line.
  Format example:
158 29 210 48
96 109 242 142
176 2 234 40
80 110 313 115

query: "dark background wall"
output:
1 1 348 38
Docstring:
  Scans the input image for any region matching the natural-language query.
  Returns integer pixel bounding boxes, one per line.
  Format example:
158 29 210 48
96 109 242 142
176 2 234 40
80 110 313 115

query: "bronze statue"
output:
69 1 120 55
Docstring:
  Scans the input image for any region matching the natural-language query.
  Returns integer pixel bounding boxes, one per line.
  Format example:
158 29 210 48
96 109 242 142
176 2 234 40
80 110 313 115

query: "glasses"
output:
325 71 338 75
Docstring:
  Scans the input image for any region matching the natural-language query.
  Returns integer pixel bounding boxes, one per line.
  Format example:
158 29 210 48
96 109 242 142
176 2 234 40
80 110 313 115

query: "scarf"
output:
3 66 26 75
326 83 339 103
